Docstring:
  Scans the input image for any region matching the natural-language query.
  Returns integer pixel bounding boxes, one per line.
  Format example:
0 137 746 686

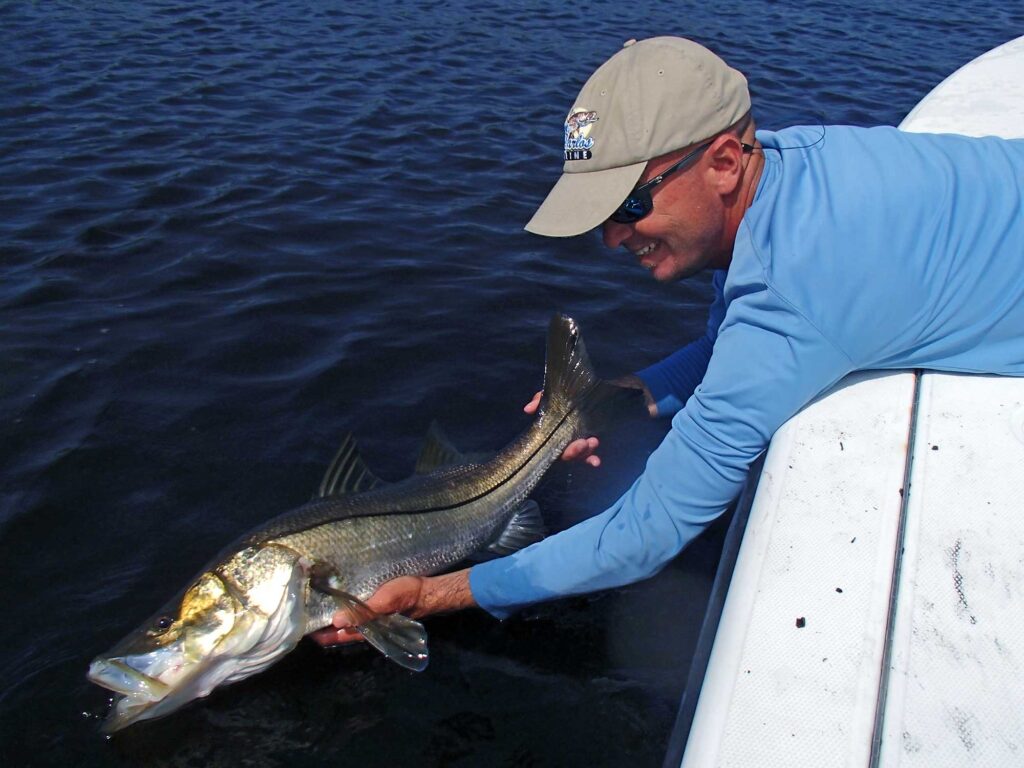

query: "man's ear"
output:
706 135 745 194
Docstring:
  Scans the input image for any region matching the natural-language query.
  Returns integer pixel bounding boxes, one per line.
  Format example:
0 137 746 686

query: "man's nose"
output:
602 218 633 248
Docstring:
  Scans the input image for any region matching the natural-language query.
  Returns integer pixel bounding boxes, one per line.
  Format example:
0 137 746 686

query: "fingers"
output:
526 395 602 465
523 390 543 415
308 625 364 647
561 437 601 467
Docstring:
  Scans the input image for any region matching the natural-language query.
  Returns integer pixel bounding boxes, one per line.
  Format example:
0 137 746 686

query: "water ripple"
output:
1 0 1022 764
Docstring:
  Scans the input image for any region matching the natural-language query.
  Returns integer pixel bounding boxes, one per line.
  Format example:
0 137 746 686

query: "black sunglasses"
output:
609 139 756 224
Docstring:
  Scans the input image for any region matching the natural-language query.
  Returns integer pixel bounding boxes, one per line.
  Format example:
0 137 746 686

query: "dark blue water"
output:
1 1 1020 765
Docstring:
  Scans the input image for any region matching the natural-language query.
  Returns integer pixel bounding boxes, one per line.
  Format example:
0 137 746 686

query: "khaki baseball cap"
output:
525 36 750 238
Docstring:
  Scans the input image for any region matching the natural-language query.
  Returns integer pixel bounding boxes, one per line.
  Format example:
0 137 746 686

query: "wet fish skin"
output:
87 314 642 732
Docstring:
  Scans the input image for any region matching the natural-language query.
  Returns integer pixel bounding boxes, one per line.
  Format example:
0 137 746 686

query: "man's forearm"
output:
414 568 477 618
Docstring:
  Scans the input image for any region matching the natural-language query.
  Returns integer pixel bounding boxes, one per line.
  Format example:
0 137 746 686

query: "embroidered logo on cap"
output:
564 109 598 161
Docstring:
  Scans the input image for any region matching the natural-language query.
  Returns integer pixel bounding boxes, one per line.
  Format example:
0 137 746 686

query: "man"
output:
313 36 1024 644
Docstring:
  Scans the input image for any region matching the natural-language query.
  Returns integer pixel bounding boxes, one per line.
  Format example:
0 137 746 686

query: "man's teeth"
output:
634 243 656 258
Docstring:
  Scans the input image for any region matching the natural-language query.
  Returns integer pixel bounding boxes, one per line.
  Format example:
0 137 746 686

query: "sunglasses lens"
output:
611 194 649 223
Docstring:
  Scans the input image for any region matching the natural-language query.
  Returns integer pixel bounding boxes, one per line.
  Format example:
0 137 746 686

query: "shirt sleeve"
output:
636 270 728 416
469 285 853 618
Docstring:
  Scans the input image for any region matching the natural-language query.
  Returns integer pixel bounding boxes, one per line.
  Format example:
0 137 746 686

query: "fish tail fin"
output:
539 314 646 434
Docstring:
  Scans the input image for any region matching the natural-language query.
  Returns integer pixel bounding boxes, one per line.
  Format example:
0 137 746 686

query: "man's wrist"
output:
419 569 476 617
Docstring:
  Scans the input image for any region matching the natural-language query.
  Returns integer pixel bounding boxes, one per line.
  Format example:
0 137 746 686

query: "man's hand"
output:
309 570 476 648
524 376 655 468
524 391 602 466
612 374 658 417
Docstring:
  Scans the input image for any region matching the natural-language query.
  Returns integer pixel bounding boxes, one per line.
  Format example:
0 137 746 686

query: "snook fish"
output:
87 315 641 732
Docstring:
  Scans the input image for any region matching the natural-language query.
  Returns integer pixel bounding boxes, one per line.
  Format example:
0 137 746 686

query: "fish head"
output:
88 545 310 732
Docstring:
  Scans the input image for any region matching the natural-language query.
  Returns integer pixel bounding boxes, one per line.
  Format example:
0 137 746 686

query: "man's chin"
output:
651 263 698 282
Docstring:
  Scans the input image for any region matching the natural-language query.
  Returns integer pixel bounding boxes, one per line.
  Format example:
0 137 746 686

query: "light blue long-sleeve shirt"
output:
472 125 1024 618
635 268 728 417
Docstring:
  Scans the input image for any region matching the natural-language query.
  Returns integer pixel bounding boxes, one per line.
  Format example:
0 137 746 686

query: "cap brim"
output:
524 161 647 237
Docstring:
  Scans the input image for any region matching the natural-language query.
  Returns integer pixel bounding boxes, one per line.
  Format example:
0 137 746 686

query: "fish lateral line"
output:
274 411 577 539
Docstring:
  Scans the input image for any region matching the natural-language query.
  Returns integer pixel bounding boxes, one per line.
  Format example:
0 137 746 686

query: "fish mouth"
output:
88 658 172 702
88 655 187 733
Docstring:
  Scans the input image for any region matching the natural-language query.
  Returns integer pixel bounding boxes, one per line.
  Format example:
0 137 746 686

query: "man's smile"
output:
633 242 657 258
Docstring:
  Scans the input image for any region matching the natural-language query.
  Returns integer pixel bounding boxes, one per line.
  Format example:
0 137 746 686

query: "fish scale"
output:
268 422 578 602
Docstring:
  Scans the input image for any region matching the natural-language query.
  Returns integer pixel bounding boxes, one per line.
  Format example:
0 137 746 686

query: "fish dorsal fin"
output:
315 434 383 498
486 499 546 556
414 421 468 474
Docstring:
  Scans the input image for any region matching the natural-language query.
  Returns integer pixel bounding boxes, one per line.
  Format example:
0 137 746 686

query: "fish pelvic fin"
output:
309 566 428 672
315 434 383 499
540 314 646 432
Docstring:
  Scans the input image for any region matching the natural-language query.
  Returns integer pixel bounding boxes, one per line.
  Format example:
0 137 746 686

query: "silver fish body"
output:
87 315 640 732
263 411 584 627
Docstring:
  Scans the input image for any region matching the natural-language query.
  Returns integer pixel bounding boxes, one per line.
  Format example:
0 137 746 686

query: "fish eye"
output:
154 615 174 632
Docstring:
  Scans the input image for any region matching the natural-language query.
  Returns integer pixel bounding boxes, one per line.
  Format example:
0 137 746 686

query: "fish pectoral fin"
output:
486 499 546 556
310 573 428 673
355 611 429 673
